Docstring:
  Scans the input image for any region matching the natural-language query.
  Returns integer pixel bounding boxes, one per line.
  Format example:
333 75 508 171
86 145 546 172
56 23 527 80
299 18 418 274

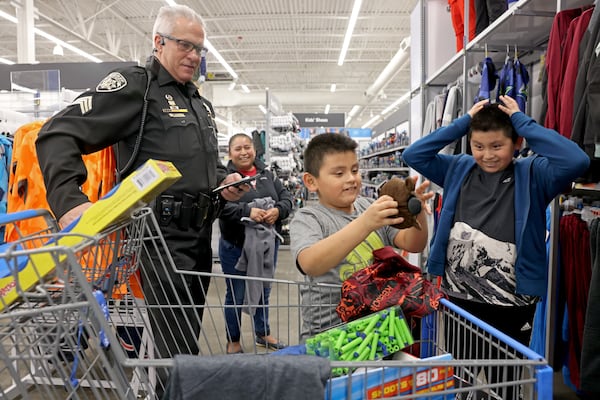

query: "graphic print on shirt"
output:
339 231 385 281
443 221 533 306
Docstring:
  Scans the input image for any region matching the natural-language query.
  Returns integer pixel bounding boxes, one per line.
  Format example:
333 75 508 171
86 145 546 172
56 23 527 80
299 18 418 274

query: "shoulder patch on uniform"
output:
96 72 127 92
71 96 93 115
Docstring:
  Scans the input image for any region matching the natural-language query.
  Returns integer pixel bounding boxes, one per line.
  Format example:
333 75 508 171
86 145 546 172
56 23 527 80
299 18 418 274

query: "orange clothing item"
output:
4 121 140 299
449 0 476 51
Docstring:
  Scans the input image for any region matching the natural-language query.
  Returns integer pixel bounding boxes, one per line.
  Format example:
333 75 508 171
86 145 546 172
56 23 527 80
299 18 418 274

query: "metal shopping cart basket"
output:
89 215 553 400
0 205 552 399
0 207 152 399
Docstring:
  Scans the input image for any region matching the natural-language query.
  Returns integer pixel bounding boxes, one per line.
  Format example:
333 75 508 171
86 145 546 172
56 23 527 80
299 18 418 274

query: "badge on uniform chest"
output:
162 93 188 117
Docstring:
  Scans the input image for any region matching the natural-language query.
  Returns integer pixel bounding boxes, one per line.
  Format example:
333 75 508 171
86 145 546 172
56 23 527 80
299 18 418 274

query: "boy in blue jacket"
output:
403 95 590 345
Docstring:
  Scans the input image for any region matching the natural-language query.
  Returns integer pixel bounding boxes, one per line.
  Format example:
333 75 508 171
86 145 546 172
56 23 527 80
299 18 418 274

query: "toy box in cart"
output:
0 159 181 311
304 306 454 399
325 352 454 400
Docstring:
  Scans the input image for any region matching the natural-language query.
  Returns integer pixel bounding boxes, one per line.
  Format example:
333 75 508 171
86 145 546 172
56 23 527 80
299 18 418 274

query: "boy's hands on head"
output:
468 99 490 118
497 95 520 116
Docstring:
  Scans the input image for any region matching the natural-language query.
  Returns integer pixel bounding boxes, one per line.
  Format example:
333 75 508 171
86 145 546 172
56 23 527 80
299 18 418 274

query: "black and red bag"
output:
336 246 447 322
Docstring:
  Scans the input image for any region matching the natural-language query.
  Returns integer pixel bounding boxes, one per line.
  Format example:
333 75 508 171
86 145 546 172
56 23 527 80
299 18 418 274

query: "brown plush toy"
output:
378 177 422 230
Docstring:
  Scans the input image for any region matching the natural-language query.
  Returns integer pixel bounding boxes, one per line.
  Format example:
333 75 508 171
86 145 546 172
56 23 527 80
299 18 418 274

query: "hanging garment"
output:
543 8 585 130
560 213 592 390
571 4 600 183
581 218 600 394
496 54 515 101
474 0 509 35
558 8 594 139
514 58 530 113
474 56 498 102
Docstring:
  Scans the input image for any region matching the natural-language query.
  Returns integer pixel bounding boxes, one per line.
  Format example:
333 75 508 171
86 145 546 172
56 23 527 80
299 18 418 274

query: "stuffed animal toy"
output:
378 177 422 230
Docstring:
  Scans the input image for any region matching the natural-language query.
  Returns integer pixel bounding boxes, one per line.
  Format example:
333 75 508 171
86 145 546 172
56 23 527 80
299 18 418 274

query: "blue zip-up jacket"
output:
403 112 590 297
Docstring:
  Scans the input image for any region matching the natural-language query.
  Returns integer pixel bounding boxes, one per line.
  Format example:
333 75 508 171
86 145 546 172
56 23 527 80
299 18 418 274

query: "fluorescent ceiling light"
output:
348 105 360 117
164 0 177 5
0 9 101 63
381 91 411 115
258 104 267 114
228 81 236 91
204 39 239 80
330 84 336 93
241 84 250 93
324 104 330 114
361 114 381 129
338 0 363 66
0 57 15 65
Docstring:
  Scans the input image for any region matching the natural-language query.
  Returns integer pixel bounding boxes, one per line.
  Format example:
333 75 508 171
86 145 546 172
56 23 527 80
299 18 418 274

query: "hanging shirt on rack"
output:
542 7 585 130
558 7 594 139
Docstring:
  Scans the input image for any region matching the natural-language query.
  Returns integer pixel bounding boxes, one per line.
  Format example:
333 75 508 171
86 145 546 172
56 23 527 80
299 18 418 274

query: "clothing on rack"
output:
571 4 600 182
559 213 592 390
474 0 508 35
558 7 594 139
541 7 586 130
581 217 600 394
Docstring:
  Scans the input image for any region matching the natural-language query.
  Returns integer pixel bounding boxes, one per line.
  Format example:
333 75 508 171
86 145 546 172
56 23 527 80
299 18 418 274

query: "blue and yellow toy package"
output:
0 159 181 311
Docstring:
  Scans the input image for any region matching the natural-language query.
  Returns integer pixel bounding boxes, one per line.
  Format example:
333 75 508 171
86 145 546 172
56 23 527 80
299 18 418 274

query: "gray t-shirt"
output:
290 196 398 339
445 164 535 306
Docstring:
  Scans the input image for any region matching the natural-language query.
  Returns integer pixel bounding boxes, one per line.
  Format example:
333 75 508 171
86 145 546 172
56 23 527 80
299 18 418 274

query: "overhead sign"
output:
294 113 345 127
299 127 372 139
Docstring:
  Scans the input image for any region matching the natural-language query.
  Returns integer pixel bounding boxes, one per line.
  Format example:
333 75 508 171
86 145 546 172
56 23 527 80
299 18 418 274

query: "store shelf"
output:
426 0 592 86
362 167 410 173
359 145 408 160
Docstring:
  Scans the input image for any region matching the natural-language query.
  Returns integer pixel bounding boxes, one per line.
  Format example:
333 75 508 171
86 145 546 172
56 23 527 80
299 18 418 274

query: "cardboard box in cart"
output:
0 159 181 311
325 353 454 400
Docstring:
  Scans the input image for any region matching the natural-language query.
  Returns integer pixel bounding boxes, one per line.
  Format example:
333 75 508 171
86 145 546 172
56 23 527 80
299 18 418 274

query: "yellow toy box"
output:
0 159 181 311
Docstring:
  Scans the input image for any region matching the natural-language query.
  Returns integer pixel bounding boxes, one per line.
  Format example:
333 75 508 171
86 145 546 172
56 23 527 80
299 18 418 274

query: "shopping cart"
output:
0 206 554 399
0 207 151 399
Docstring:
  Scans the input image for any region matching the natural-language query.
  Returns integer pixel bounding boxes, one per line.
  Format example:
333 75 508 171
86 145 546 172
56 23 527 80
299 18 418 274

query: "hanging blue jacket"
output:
403 112 590 297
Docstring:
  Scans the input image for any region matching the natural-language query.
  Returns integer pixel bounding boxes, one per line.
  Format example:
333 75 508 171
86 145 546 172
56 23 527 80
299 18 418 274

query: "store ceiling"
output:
0 0 418 131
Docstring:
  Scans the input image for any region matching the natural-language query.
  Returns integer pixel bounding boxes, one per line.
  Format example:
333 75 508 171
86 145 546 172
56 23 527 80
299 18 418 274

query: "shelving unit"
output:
409 0 595 375
359 134 410 198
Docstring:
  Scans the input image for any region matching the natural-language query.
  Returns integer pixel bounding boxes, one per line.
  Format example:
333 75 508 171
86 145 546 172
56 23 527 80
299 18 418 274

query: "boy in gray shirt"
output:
290 133 433 339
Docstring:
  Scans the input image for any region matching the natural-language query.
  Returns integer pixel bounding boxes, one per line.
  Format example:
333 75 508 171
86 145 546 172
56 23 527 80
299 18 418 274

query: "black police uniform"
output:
36 56 227 362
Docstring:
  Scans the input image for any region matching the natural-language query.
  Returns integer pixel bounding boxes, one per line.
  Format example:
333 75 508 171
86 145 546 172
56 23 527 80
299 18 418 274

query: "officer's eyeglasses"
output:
159 33 205 55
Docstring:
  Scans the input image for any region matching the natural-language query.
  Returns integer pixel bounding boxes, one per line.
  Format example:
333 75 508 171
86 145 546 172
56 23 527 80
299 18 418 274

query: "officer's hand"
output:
219 173 252 201
59 202 92 230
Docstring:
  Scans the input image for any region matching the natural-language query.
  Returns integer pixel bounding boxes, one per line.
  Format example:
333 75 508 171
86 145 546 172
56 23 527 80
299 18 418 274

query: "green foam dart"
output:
364 313 380 334
341 335 362 354
334 329 347 351
388 310 396 343
379 312 390 335
370 331 380 360
357 343 371 361
355 331 373 358
398 316 414 346
394 317 408 347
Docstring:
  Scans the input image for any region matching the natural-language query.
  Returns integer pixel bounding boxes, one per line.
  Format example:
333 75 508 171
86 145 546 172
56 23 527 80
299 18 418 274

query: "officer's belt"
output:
154 192 216 230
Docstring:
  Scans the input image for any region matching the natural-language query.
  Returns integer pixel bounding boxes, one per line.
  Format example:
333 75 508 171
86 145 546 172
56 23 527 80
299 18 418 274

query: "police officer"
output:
36 4 247 388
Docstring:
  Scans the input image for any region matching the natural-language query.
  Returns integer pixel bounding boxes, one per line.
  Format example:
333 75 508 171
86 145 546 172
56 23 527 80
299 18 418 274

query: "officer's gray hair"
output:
152 4 205 41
